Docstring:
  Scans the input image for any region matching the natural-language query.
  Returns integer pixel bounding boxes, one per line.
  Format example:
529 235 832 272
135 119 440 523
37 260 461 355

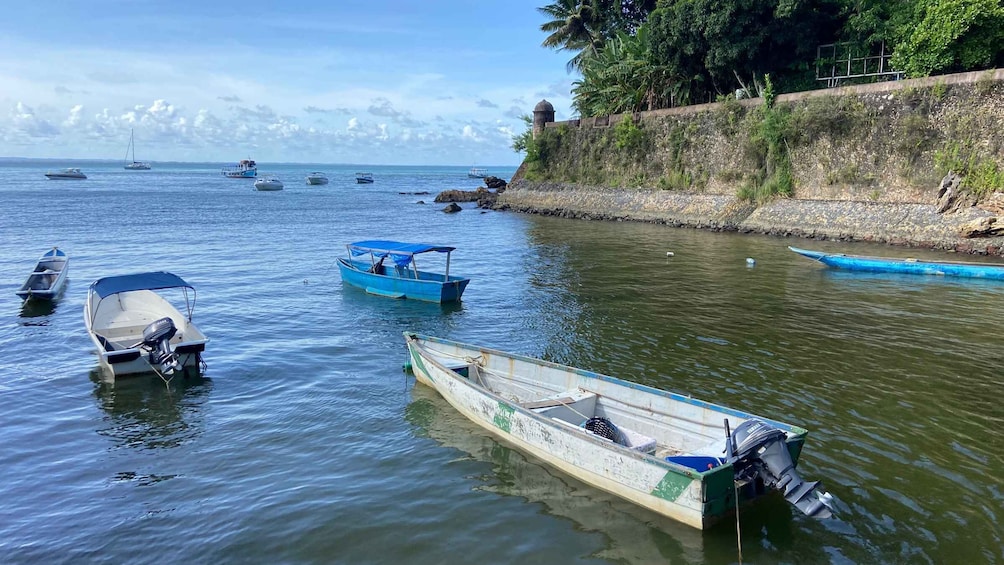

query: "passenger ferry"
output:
221 159 257 178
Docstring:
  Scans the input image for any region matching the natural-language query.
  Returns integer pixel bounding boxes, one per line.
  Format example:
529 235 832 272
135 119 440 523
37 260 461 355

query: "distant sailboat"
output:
123 129 151 170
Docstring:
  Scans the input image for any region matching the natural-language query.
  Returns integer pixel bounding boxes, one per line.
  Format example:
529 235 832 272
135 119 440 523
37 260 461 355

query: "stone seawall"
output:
506 68 1004 256
497 180 1004 256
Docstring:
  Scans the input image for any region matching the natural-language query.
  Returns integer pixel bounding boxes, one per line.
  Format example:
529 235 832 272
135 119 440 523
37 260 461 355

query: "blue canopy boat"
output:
789 246 1004 280
338 240 470 302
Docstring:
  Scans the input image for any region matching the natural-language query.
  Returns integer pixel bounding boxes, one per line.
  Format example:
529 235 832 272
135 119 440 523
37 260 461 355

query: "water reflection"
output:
92 372 212 451
18 298 58 325
404 385 711 564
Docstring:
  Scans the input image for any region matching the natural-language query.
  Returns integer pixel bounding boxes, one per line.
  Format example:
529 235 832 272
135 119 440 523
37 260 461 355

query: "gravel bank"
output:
498 181 1004 256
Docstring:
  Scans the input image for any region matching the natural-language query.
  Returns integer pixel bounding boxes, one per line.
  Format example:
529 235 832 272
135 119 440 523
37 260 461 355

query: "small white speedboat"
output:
84 272 209 379
45 168 87 179
16 247 69 300
305 172 329 185
254 175 284 191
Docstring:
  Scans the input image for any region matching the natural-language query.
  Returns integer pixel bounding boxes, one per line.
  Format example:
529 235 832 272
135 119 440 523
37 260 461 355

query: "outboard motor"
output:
727 419 835 518
139 317 180 375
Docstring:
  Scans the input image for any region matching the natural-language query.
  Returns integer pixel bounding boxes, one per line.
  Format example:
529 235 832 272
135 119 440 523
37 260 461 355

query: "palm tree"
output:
538 0 608 72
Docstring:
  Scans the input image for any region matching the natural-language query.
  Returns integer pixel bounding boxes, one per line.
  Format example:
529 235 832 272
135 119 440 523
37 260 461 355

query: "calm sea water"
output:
1 160 1002 564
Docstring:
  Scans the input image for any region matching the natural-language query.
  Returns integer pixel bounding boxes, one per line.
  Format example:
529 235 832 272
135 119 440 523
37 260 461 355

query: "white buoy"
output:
746 257 756 266
666 251 675 257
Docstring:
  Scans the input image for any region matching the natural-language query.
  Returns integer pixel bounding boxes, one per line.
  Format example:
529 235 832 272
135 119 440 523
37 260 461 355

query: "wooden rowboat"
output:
404 333 835 530
789 246 1004 280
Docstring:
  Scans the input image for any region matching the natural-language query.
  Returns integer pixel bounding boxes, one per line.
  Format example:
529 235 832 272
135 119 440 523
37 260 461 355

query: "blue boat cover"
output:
348 240 455 267
90 271 193 299
43 248 66 258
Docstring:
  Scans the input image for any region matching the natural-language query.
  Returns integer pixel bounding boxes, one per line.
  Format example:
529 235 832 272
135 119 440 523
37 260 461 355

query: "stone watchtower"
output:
532 99 555 139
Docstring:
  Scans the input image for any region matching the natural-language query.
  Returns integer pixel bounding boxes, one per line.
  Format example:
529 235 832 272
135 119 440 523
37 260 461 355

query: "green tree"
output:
891 0 1004 77
538 0 659 72
572 25 685 115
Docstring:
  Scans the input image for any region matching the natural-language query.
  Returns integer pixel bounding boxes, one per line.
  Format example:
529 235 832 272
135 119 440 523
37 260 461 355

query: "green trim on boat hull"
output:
651 471 691 502
493 401 515 433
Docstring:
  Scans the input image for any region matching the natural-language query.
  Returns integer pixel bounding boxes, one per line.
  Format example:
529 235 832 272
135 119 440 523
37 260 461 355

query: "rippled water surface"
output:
1 160 1002 564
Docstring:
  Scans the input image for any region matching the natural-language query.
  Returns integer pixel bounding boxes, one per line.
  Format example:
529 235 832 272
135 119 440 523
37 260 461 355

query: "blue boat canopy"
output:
90 271 194 299
348 240 456 268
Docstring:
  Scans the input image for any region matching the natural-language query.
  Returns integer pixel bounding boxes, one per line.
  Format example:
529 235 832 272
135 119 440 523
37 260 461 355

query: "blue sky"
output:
0 1 577 165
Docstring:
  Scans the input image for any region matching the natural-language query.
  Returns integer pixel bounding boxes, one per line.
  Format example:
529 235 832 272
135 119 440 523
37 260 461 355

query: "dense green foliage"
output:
534 0 1004 114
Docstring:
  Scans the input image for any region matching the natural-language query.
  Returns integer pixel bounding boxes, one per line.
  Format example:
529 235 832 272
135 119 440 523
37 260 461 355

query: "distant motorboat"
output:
45 168 86 179
254 175 284 191
355 172 374 184
123 129 151 170
222 159 257 178
84 272 208 379
306 172 329 185
468 167 487 178
16 247 69 301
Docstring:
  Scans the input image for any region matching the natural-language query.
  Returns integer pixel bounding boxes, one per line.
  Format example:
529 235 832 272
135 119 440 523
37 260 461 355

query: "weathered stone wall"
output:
500 69 1004 255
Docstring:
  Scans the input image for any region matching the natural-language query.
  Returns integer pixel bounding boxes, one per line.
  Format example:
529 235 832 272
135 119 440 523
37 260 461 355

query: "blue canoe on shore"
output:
788 246 1004 280
338 240 470 302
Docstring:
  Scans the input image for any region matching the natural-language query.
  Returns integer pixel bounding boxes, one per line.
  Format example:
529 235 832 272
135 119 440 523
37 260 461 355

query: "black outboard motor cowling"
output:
728 419 835 519
140 317 180 375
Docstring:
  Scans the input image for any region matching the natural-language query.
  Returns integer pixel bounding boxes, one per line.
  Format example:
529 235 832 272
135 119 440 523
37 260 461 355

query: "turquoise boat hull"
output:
789 246 1004 280
337 258 469 302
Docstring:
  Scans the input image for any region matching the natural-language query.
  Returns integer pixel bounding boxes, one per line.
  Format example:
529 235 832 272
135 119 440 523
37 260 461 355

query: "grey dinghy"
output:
405 333 835 530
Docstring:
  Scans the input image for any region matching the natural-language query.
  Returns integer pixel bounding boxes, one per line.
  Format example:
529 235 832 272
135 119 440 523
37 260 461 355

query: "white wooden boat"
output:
16 247 69 300
405 333 835 530
45 168 86 179
254 175 284 191
305 172 329 185
84 272 208 379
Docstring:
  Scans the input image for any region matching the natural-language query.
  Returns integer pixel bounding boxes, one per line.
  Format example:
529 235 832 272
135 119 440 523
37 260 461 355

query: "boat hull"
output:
338 258 468 302
405 334 809 530
45 174 86 179
789 246 1004 279
306 177 329 185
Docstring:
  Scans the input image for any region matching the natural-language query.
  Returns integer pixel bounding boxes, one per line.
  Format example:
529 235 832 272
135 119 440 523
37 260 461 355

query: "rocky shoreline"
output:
494 180 1004 256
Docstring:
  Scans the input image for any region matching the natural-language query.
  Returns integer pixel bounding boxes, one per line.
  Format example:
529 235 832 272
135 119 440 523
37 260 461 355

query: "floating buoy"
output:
666 251 675 257
746 258 756 266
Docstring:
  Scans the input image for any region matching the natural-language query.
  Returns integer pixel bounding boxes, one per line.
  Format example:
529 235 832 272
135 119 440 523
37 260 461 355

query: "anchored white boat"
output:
16 247 69 300
355 172 374 184
305 172 329 185
45 168 86 179
123 129 151 170
405 333 836 530
468 167 487 178
254 175 284 191
84 272 208 379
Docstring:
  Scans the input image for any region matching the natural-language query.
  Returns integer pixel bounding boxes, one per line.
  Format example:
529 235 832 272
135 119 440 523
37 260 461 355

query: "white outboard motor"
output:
727 419 835 518
139 317 180 375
